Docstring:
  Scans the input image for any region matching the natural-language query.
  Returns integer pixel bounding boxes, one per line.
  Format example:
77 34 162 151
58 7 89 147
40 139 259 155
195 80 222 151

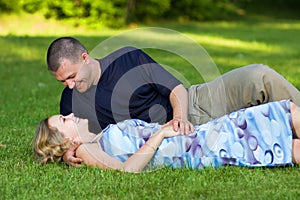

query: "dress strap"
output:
89 132 104 143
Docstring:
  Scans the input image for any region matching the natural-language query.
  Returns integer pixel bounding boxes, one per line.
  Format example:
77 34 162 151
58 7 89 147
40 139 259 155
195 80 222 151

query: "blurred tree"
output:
42 0 126 27
241 0 300 19
127 0 171 23
0 0 20 13
166 0 246 21
21 0 44 13
4 0 299 28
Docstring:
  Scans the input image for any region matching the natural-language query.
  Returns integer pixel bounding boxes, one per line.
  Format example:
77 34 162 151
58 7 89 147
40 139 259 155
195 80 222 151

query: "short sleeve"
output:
60 87 73 115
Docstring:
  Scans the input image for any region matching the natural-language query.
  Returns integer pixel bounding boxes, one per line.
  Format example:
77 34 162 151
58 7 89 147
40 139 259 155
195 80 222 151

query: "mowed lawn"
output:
1 14 300 199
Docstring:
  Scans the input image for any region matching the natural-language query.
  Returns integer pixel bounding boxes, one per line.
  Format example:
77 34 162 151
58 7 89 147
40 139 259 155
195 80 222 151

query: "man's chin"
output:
76 87 87 93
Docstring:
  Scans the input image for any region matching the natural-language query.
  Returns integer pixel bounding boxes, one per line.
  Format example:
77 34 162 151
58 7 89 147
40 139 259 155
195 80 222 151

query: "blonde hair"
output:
33 118 71 165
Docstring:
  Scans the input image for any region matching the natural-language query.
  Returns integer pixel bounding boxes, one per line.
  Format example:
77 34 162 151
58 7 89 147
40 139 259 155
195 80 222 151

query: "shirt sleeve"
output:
60 87 73 115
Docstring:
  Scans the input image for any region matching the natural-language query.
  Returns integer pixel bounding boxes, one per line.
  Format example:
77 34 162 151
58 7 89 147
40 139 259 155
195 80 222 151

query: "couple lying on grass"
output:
34 99 300 173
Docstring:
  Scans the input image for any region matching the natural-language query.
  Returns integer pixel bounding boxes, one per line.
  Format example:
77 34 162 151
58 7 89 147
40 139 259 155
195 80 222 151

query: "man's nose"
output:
65 79 75 89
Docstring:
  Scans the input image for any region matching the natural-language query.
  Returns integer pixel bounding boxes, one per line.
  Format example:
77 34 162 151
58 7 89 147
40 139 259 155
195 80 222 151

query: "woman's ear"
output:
65 137 82 149
65 137 74 145
72 139 83 150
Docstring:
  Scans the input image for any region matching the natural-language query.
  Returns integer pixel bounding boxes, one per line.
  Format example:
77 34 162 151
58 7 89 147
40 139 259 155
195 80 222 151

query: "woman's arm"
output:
76 125 180 172
292 139 300 164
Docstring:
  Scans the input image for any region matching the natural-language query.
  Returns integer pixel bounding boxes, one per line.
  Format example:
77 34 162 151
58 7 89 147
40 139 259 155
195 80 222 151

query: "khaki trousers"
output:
188 64 300 125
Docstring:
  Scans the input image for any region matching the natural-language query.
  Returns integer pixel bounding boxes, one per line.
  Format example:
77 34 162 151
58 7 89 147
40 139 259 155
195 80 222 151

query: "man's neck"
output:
92 59 101 85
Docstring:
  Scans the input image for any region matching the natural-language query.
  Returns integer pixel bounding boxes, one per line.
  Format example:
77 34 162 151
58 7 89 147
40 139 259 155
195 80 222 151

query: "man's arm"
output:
169 84 194 134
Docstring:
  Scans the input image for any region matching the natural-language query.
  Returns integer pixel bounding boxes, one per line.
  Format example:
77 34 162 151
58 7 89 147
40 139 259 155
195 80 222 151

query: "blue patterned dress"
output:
96 100 294 170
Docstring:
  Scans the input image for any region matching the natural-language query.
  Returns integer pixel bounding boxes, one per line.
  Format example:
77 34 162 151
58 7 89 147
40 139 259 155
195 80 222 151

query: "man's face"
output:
53 57 93 93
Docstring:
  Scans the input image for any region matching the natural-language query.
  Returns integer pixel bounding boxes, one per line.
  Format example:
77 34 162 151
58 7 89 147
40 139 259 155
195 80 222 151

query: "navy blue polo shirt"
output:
60 46 181 129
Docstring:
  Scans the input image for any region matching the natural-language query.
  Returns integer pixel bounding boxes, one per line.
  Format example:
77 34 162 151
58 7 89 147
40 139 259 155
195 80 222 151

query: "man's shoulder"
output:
118 46 139 52
62 86 73 95
100 46 142 70
105 46 140 59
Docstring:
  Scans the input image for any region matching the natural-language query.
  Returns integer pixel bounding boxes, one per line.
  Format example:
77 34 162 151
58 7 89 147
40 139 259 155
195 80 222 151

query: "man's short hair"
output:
46 37 88 72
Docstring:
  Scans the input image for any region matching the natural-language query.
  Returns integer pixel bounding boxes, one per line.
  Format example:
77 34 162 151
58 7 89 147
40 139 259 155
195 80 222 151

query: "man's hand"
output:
165 118 194 135
169 84 194 135
63 141 83 167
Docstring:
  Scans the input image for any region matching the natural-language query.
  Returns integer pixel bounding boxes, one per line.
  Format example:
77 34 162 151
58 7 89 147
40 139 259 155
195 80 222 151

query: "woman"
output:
33 99 300 172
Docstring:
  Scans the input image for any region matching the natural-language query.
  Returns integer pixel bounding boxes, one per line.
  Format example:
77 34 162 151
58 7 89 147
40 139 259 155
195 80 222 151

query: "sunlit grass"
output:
189 34 283 53
0 13 122 36
0 38 43 60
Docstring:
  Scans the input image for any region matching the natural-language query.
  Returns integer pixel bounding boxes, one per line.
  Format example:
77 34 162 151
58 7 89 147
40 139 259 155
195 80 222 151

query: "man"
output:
47 37 300 166
47 37 193 134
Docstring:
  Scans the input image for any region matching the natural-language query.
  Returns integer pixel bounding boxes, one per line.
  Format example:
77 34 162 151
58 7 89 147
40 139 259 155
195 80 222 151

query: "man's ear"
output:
81 53 89 63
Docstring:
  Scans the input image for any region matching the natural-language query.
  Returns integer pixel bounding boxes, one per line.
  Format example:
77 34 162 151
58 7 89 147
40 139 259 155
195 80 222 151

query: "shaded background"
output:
1 0 300 28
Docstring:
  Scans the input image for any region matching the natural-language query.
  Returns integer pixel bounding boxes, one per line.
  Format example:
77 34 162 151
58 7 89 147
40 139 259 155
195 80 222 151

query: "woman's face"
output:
48 113 89 139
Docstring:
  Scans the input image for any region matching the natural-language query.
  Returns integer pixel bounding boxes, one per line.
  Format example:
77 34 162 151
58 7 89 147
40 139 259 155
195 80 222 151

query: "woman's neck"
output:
77 132 97 143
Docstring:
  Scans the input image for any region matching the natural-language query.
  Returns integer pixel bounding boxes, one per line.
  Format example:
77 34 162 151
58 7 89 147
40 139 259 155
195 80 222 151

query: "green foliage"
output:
166 0 243 21
0 0 20 13
242 0 300 19
0 0 250 27
2 0 300 28
21 0 44 13
127 0 171 23
42 0 127 28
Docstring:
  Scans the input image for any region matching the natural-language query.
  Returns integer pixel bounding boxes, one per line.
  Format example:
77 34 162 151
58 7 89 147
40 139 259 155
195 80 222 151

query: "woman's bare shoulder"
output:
76 143 98 154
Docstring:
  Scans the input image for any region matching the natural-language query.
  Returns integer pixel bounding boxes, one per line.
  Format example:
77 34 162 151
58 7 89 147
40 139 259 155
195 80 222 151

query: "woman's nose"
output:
64 113 74 119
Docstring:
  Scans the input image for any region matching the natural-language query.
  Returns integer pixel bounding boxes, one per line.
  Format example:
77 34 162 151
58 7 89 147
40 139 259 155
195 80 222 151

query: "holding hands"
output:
163 118 194 135
161 120 194 138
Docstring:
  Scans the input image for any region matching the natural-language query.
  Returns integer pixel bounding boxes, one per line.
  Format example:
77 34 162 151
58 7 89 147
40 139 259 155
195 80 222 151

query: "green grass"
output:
1 13 300 199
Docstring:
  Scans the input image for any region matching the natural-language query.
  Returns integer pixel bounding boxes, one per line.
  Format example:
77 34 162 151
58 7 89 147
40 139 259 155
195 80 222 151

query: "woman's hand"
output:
163 119 194 136
160 124 182 138
62 140 83 167
172 119 194 134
